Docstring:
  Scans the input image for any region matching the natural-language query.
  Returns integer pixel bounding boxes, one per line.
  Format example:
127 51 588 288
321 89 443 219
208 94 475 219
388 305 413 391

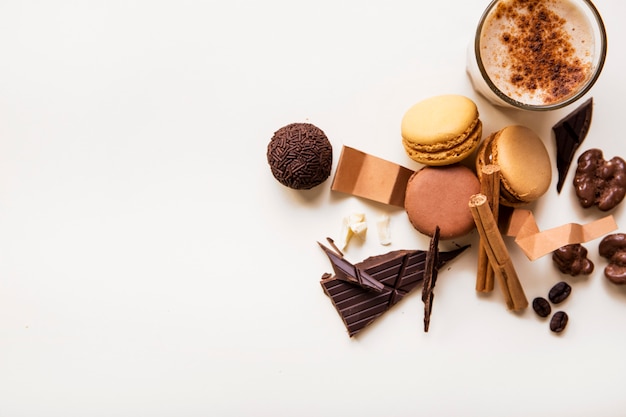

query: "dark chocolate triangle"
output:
320 244 469 337
553 97 593 193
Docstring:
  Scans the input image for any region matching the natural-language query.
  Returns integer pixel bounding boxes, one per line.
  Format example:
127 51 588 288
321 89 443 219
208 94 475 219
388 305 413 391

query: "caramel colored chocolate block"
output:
319 243 469 337
331 146 415 207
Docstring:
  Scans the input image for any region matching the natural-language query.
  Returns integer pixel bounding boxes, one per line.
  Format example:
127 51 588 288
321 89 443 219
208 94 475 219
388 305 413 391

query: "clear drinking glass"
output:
467 0 607 111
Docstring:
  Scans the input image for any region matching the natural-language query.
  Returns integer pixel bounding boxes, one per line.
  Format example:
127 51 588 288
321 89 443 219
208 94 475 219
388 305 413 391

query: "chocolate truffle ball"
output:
267 123 333 190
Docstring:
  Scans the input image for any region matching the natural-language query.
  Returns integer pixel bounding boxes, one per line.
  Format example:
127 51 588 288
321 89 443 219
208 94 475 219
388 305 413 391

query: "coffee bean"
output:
532 297 552 318
548 281 571 304
550 311 569 333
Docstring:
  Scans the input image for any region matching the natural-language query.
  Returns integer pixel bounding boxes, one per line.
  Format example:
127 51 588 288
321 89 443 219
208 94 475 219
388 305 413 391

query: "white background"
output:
0 1 624 416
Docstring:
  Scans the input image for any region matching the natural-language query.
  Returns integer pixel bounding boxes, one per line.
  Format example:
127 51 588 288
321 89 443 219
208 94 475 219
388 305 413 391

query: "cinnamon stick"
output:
476 165 501 292
469 193 528 311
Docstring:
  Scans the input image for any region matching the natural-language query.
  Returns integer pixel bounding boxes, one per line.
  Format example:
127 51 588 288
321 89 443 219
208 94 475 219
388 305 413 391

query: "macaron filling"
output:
402 119 482 165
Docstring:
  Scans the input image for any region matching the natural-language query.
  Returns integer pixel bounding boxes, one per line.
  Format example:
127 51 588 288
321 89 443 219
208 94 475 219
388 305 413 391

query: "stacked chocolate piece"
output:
319 238 468 337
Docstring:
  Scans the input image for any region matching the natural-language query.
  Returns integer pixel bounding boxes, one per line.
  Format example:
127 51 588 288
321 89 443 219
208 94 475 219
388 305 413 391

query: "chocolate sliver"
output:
320 243 469 337
422 226 440 332
318 241 384 293
553 97 593 193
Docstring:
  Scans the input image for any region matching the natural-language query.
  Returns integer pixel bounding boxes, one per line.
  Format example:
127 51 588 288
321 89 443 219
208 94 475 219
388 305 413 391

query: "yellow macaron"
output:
401 94 482 166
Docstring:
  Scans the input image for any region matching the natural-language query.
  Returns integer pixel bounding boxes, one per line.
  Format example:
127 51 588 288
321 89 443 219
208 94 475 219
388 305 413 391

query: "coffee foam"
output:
479 0 594 106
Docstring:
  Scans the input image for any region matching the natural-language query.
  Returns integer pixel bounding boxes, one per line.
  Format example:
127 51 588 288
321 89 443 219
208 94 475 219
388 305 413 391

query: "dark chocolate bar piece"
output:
422 226 440 332
320 243 469 337
553 97 593 193
318 241 384 292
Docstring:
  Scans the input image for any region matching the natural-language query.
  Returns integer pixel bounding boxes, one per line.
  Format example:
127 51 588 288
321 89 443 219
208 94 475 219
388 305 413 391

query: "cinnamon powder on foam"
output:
483 0 593 105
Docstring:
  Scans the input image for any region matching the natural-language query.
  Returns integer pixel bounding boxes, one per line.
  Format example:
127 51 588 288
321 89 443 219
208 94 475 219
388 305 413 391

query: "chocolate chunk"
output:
318 240 384 292
320 243 469 337
552 97 593 193
573 148 626 211
599 233 626 285
552 244 594 276
422 226 440 332
267 123 333 190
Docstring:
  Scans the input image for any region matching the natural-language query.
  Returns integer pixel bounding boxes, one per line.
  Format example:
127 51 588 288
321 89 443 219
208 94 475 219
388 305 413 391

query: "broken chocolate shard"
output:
553 97 593 193
320 243 469 337
318 241 384 292
422 226 440 332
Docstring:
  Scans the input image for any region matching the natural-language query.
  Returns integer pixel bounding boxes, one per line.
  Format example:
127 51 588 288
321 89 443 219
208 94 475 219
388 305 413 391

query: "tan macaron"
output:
476 125 552 207
401 95 482 166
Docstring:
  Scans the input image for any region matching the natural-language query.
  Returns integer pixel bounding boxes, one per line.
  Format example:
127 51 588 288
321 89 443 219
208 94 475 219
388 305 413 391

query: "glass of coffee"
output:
467 0 607 111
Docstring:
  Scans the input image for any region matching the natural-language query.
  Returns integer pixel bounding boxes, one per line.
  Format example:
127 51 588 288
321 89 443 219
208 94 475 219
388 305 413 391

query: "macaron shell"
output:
404 165 481 240
401 95 479 144
401 95 481 166
493 125 552 205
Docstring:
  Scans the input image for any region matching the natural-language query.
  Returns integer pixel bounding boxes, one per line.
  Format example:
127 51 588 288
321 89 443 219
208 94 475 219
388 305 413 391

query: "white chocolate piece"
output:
376 214 391 246
350 221 368 237
338 216 353 250
339 212 367 249
348 212 365 225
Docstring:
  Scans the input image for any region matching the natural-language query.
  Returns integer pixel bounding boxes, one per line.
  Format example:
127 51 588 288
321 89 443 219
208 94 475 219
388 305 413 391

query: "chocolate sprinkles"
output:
266 123 333 190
